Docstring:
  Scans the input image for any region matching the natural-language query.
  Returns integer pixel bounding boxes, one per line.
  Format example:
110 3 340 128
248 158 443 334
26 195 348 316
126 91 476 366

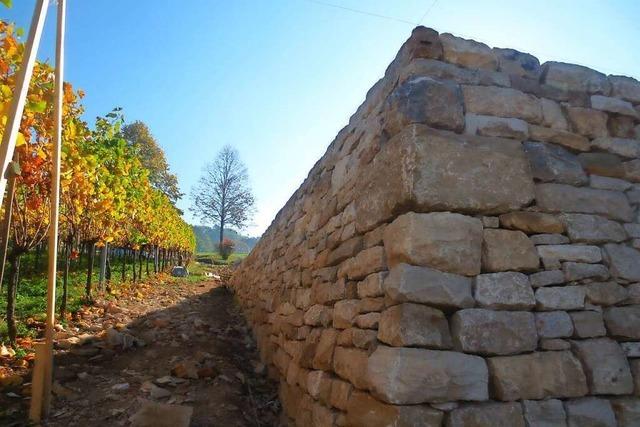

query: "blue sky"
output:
3 0 640 236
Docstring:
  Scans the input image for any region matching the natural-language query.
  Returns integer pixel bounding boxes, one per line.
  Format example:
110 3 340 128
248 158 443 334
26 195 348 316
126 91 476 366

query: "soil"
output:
0 274 281 426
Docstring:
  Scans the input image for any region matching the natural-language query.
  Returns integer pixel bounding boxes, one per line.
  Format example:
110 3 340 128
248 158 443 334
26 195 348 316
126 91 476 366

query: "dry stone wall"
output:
230 26 640 426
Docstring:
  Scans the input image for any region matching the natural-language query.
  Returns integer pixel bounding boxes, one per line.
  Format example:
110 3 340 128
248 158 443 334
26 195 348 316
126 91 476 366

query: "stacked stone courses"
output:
230 26 640 426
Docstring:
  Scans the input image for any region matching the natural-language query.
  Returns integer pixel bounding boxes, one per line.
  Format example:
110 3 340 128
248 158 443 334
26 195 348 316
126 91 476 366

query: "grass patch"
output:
195 252 247 266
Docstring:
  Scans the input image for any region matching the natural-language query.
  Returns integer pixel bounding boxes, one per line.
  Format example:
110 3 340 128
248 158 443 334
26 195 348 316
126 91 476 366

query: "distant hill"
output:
192 225 259 254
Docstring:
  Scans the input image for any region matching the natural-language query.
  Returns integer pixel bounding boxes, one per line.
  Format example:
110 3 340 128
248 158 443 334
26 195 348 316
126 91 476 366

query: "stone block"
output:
523 141 588 186
604 306 640 339
610 75 640 103
590 174 633 191
383 211 482 275
367 346 488 404
622 342 640 358
591 95 638 118
535 286 585 311
541 62 611 96
603 244 640 281
344 391 443 427
463 85 543 123
541 338 571 351
566 107 609 138
499 211 565 234
565 397 616 427
562 262 610 282
474 272 535 309
561 213 627 244
333 300 360 329
313 328 339 371
530 270 565 287
341 246 387 281
535 311 574 338
535 184 633 222
541 97 569 130
451 309 537 355
528 125 590 152
536 245 602 263
482 229 539 272
610 397 640 427
448 402 526 427
355 312 380 329
329 379 352 411
464 114 529 140
578 152 625 179
570 311 606 338
592 137 640 159
378 303 452 349
488 351 588 401
383 263 474 309
522 399 567 427
494 47 540 78
570 338 633 395
385 76 464 134
440 33 497 70
304 305 333 327
584 281 628 306
357 272 386 298
531 233 570 245
333 346 369 390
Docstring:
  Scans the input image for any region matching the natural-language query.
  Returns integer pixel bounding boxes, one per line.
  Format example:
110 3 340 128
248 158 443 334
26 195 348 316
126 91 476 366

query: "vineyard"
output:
0 18 195 348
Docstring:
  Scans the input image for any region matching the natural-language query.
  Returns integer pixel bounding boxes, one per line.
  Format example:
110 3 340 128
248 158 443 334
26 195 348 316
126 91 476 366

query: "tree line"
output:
0 20 195 345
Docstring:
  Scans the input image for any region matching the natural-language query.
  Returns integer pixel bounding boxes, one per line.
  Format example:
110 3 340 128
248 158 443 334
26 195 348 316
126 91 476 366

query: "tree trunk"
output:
137 249 143 280
132 249 137 283
85 242 95 300
6 252 22 345
121 247 126 282
60 242 70 318
153 245 158 274
146 247 150 276
219 220 224 248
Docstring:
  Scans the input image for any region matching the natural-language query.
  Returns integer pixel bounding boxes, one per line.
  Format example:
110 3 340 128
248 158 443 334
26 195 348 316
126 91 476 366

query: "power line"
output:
304 0 419 26
418 0 439 24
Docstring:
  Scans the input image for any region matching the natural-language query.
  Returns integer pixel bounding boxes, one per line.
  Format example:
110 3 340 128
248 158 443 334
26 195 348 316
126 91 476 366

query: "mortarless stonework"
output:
230 26 640 426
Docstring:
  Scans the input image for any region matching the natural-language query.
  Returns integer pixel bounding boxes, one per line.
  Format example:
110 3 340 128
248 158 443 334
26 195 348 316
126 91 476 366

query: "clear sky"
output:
3 0 640 236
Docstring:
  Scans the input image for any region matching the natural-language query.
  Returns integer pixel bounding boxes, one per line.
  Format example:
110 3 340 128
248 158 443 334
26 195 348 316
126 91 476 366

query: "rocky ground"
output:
1 271 281 426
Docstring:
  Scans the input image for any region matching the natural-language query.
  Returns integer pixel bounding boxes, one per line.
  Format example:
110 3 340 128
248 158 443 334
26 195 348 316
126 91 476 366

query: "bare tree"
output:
190 145 255 247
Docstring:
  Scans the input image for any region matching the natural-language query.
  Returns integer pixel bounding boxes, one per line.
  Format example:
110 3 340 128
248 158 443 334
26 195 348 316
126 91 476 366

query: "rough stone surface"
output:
604 306 640 339
562 214 628 244
499 211 564 234
383 263 474 309
530 270 565 287
482 229 539 272
464 114 529 140
463 85 543 123
603 244 640 281
448 402 526 427
474 272 535 310
566 107 609 139
535 311 574 338
524 141 588 186
488 351 588 401
535 184 633 222
570 311 606 338
367 346 488 404
535 286 585 311
440 33 497 70
451 309 537 355
522 399 567 427
562 262 610 282
565 397 617 427
542 62 611 96
345 392 443 427
383 211 482 275
536 245 602 263
571 338 634 395
591 95 638 118
610 397 640 427
377 303 452 349
584 281 628 306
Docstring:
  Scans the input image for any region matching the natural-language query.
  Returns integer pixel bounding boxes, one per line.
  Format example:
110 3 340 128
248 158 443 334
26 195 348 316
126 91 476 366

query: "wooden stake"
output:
41 0 66 417
0 155 19 293
28 343 47 423
0 0 48 208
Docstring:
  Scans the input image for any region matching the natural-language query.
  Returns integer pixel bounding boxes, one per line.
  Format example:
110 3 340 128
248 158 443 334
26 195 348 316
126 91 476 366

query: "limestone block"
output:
344 391 443 427
304 305 333 327
451 309 537 355
535 183 633 222
562 262 610 281
499 211 564 234
494 47 540 78
340 246 387 281
403 26 443 60
358 297 384 313
356 272 386 298
333 346 369 389
622 343 640 358
584 281 628 306
474 272 535 310
570 338 633 395
610 75 640 103
536 245 602 263
603 244 640 281
354 312 380 329
578 152 625 179
333 300 360 329
522 399 567 427
385 76 464 134
610 397 640 427
311 402 336 426
541 338 571 351
464 114 528 140
565 397 616 427
448 402 526 427
383 263 474 309
383 211 482 275
561 213 627 244
531 234 570 245
604 306 640 339
535 286 585 311
523 141 588 186
528 125 590 152
535 311 574 338
367 346 488 404
482 229 539 272
307 370 332 401
541 62 611 95
627 284 640 305
590 174 633 191
591 95 638 118
591 137 640 159
625 223 640 238
488 351 588 401
311 280 347 305
329 379 352 411
481 216 499 228
378 303 452 349
570 311 606 338
566 107 609 138
351 328 377 350
327 236 363 266
530 270 565 287
462 85 543 123
312 328 339 371
540 97 569 130
440 33 497 70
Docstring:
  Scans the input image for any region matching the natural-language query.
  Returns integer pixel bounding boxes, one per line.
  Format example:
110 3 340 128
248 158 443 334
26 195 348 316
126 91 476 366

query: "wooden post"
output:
0 155 19 293
99 242 107 290
0 0 48 209
28 343 47 422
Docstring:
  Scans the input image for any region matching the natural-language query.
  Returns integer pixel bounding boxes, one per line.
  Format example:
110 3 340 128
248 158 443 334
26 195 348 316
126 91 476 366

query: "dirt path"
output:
3 276 281 426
